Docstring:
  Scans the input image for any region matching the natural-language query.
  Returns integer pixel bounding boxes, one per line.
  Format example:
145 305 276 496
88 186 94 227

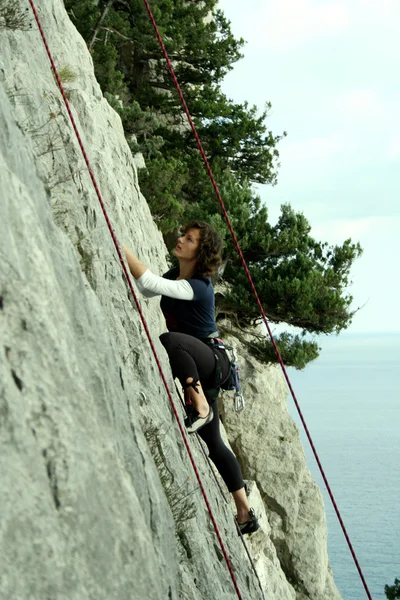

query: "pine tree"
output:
385 578 400 600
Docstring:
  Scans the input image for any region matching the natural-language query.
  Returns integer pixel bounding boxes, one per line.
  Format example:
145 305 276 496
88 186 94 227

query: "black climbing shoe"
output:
236 508 260 536
185 407 214 434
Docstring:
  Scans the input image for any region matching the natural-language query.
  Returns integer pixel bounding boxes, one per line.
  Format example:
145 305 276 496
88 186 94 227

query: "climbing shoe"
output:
236 508 260 536
185 406 214 434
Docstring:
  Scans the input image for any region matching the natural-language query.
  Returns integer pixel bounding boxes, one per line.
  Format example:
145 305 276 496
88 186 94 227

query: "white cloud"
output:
333 89 382 120
353 0 396 12
312 216 376 242
255 0 351 49
310 215 400 331
280 132 359 172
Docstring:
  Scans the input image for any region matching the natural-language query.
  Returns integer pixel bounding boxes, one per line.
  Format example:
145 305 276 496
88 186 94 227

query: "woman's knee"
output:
159 332 178 353
159 332 170 347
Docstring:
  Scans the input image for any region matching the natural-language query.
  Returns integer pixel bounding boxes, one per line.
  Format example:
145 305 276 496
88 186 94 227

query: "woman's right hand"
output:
123 243 148 279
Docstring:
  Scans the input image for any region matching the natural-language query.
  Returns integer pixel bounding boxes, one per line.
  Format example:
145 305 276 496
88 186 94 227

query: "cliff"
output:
0 2 341 599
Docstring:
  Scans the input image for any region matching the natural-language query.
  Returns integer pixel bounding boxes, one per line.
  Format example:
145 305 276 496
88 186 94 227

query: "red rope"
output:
27 2 243 598
141 2 374 599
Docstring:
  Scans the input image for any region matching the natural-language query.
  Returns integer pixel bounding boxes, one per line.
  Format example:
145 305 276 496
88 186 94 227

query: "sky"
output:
218 0 400 333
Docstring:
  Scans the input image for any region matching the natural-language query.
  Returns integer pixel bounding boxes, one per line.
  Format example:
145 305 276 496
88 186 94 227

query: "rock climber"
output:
123 220 259 535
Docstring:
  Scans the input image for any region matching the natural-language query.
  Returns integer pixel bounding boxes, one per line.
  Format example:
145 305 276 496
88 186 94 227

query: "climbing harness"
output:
27 1 373 598
204 336 245 412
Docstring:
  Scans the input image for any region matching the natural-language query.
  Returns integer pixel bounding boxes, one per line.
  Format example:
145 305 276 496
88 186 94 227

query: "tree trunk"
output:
88 0 114 52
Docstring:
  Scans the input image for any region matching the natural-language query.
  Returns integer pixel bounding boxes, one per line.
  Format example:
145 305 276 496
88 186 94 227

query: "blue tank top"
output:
160 266 217 339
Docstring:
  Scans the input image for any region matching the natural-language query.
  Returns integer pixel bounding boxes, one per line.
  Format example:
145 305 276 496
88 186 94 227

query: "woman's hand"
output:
123 243 148 279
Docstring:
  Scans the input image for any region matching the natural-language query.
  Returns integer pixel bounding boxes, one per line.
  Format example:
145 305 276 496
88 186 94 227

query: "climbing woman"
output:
123 221 259 535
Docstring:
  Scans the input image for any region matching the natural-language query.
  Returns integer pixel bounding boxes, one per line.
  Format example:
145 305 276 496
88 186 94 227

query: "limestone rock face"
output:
0 2 342 599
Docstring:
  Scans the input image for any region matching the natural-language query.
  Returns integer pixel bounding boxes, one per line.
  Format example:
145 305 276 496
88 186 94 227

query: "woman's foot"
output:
185 406 214 434
236 508 260 535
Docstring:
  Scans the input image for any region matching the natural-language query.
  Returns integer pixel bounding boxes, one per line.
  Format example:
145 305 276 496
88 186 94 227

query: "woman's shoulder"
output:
163 266 211 286
191 272 212 285
186 274 214 302
162 266 180 280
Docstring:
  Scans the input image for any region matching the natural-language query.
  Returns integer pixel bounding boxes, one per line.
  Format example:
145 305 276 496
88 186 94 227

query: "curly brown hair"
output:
181 221 223 276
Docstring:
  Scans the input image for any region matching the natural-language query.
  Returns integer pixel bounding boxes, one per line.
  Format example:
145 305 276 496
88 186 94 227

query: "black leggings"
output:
160 332 244 493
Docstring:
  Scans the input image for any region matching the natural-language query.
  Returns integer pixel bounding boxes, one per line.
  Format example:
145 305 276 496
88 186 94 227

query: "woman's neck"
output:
177 260 196 280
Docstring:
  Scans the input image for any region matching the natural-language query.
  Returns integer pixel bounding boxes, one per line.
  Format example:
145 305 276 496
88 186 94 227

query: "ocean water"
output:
286 332 400 600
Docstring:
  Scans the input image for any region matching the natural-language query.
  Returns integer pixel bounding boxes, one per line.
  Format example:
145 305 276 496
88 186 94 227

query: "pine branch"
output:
100 26 131 42
88 0 114 52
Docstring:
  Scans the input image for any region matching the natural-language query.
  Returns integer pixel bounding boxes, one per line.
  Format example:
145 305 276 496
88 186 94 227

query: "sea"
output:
286 332 400 600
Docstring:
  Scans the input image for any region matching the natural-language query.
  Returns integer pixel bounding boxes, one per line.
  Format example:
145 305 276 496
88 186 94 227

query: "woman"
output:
123 221 259 534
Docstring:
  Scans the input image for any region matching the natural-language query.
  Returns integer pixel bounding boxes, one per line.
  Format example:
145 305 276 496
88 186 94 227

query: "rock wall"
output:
0 2 342 599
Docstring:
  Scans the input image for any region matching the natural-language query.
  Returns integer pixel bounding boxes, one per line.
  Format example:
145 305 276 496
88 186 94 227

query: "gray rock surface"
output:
0 2 342 599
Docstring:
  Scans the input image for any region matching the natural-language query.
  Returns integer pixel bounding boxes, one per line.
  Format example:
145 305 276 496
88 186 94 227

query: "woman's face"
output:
174 228 201 263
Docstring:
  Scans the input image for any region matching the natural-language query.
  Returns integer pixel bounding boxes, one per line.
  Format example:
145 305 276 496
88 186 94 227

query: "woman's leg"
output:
159 332 219 417
199 400 257 527
184 377 209 418
197 399 243 490
160 332 254 526
232 489 251 524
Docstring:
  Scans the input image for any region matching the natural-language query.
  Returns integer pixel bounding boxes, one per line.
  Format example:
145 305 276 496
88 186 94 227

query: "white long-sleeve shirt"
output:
136 269 194 300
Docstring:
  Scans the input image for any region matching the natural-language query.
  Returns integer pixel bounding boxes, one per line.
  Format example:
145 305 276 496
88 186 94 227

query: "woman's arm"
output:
123 244 194 300
137 270 194 300
123 244 147 279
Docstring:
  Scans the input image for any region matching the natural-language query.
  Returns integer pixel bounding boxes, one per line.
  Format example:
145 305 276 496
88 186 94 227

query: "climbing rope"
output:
141 2 373 599
27 2 243 598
